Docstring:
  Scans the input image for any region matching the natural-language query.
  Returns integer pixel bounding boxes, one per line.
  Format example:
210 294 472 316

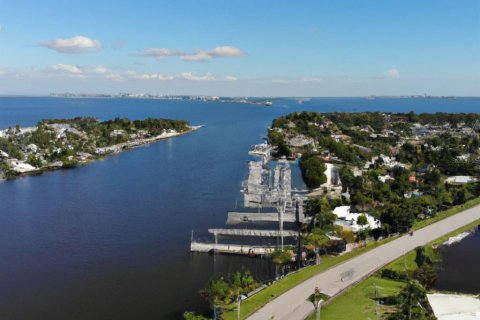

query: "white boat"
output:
248 143 271 157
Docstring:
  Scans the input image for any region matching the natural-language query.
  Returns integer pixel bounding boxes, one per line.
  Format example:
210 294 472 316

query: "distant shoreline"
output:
0 94 479 99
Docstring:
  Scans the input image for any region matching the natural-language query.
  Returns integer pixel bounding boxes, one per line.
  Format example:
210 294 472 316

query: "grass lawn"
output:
306 218 480 320
308 276 405 320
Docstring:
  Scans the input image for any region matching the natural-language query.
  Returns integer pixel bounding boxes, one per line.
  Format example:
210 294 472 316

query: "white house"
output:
335 213 381 232
445 176 477 185
378 175 394 183
333 206 351 219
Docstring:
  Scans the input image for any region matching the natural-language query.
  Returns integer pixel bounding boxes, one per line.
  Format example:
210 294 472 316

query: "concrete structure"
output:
287 135 314 148
247 205 480 320
243 159 294 208
208 228 298 237
190 242 277 255
226 211 298 224
427 293 480 320
321 163 341 187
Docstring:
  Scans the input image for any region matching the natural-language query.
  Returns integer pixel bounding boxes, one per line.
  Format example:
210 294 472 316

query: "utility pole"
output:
278 201 285 250
237 296 241 320
373 281 380 318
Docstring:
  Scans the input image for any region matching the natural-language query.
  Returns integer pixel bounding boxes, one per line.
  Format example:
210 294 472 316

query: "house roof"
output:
333 206 351 218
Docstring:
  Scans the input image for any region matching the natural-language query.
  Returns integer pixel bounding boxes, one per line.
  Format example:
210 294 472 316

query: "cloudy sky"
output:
0 0 479 96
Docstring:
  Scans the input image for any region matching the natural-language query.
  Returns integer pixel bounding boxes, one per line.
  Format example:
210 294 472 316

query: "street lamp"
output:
373 282 380 318
313 286 323 320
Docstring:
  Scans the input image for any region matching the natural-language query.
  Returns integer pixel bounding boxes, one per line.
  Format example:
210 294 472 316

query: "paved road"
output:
247 205 480 320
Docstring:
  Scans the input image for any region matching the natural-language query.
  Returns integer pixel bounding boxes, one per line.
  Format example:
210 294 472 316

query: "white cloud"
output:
181 51 213 62
140 48 183 58
88 65 108 74
178 72 215 81
48 64 123 80
181 46 246 61
138 45 246 62
208 46 246 57
387 68 400 79
39 36 102 54
1 64 234 83
126 71 174 81
51 64 82 74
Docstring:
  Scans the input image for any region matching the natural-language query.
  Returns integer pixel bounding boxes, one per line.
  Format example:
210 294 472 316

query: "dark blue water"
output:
435 228 480 294
0 97 479 319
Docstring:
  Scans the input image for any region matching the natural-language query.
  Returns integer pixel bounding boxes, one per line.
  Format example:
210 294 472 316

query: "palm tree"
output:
271 249 292 279
399 280 427 320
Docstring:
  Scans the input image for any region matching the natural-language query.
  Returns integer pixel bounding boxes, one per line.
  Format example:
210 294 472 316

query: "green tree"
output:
413 265 437 289
356 214 368 228
414 246 427 268
397 280 428 320
305 197 336 232
339 166 355 192
299 155 327 189
423 168 441 186
351 192 370 211
201 277 230 307
271 249 292 278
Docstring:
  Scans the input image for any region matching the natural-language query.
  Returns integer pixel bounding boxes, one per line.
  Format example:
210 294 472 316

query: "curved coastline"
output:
0 125 202 181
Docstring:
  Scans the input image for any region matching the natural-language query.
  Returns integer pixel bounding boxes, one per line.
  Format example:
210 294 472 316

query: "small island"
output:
0 117 200 180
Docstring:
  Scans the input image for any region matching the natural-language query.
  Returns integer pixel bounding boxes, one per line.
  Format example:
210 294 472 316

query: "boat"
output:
248 143 271 157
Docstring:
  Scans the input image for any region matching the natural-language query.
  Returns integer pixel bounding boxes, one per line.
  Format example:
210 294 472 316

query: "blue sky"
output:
0 0 479 96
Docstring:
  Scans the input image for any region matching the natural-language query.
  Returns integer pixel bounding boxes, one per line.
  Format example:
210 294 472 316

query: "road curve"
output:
247 205 480 320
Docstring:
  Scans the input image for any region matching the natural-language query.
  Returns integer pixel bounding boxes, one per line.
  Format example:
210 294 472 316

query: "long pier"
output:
208 228 298 237
226 211 297 224
190 242 279 255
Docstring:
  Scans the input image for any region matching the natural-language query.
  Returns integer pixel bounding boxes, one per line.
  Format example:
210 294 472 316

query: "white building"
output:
445 176 477 185
378 175 394 183
335 212 381 232
5 159 38 173
333 206 351 219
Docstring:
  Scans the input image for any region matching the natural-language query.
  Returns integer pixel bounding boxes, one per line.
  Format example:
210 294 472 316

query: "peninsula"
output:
0 117 200 180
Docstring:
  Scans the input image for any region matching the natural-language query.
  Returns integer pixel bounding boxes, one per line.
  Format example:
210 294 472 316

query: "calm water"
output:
435 228 480 294
0 97 479 319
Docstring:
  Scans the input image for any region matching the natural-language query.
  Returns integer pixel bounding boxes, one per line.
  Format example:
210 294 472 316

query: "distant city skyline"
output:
0 0 479 96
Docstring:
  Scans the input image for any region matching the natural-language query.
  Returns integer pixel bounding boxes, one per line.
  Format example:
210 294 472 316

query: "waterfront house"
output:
334 213 381 232
333 206 351 219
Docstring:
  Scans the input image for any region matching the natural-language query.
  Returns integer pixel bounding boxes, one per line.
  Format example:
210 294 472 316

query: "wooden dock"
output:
190 241 279 255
